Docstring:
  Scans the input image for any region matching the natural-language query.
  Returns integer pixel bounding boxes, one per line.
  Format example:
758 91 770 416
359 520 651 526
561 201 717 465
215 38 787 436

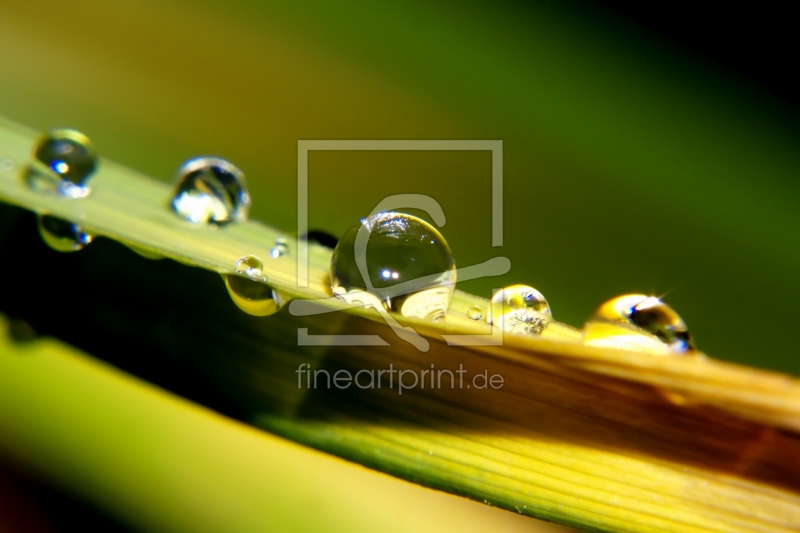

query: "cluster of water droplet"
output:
20 127 696 352
327 208 695 353
25 130 100 252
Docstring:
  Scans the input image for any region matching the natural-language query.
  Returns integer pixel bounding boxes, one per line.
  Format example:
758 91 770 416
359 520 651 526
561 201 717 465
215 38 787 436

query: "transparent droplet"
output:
489 285 550 336
171 157 249 225
467 305 483 320
224 275 283 316
584 294 694 354
38 214 93 252
330 211 456 320
0 157 13 172
301 229 338 249
270 238 289 259
28 129 97 198
235 255 264 278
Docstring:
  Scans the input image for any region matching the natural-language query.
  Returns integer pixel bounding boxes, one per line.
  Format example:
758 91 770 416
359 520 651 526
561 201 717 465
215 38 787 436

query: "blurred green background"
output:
1 0 798 374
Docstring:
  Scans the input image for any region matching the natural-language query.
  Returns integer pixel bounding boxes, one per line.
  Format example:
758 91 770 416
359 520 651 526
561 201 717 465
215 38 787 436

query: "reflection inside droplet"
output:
584 294 694 354
330 211 456 320
28 129 97 198
171 157 249 225
38 214 93 252
489 284 550 335
236 255 264 278
270 238 289 259
224 275 283 316
467 305 483 320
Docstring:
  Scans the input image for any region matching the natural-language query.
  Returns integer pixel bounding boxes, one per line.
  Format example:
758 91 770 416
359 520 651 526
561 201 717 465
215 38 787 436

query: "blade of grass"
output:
2 115 800 531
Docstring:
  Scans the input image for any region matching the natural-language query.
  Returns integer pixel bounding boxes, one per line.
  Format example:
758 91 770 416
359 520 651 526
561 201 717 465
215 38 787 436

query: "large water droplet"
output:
489 284 550 335
225 275 283 316
171 157 249 225
0 157 14 172
29 129 97 198
38 214 93 252
330 211 456 320
584 294 694 354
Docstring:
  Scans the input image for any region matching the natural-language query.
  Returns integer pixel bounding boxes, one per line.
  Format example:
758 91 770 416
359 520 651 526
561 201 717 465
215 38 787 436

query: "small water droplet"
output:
38 214 93 252
171 157 249 225
584 294 694 354
467 305 483 320
28 129 97 198
270 238 289 258
658 388 694 406
301 229 338 249
330 211 456 320
235 255 264 278
224 275 283 316
489 285 550 335
128 246 164 260
0 157 14 172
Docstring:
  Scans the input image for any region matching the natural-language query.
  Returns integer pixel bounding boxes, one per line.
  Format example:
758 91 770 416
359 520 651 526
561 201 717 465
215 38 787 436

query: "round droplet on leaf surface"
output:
467 305 483 320
584 294 694 354
29 129 97 198
270 238 289 259
489 285 550 335
128 245 164 260
38 214 93 252
225 275 283 316
171 157 249 225
330 212 456 320
235 255 264 278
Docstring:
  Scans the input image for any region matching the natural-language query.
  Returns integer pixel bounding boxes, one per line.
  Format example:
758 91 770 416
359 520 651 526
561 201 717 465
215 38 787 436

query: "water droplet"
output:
128 246 164 260
0 157 13 172
38 214 93 252
330 211 456 320
467 305 483 320
224 275 283 316
489 285 550 335
235 255 264 278
270 238 289 258
301 229 338 249
584 294 694 354
171 157 249 225
29 129 97 198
